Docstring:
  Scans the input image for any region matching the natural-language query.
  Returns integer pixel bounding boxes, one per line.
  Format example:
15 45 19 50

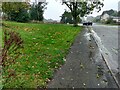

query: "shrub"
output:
1 29 23 67
10 9 30 23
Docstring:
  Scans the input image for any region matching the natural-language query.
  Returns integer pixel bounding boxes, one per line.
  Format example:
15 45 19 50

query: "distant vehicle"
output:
83 22 92 26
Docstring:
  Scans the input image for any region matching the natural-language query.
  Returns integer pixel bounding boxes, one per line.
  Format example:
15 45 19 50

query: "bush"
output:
10 9 30 23
2 2 30 23
105 18 117 25
105 18 112 24
2 29 23 67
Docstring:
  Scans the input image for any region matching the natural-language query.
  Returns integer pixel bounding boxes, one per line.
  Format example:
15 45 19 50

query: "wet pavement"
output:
92 25 118 72
92 25 119 86
47 27 118 88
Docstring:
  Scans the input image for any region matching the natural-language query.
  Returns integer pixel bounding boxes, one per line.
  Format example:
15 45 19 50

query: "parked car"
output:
83 22 92 26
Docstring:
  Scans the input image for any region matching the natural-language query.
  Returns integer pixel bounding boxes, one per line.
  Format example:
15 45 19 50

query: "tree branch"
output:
64 2 73 11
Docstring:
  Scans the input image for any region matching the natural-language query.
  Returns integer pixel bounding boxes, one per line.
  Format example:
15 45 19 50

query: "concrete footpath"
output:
47 27 118 88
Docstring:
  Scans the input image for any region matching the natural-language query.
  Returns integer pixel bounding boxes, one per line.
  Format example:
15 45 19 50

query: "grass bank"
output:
2 21 82 88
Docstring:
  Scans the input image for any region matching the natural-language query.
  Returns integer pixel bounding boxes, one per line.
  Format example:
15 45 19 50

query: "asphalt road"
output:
92 24 118 72
91 24 119 86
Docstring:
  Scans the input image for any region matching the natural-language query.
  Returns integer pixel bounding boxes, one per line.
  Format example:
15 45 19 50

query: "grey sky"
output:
31 0 119 21
88 0 119 17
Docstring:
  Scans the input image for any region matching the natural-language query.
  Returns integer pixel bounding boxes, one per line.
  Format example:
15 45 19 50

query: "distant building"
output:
100 9 119 23
119 1 120 11
81 17 85 23
111 16 119 22
43 19 59 24
101 13 110 22
86 16 94 22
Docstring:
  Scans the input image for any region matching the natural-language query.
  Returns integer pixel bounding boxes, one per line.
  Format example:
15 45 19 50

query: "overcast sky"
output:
31 0 119 21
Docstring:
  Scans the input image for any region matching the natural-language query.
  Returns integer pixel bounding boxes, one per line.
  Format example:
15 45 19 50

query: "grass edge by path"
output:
2 21 83 88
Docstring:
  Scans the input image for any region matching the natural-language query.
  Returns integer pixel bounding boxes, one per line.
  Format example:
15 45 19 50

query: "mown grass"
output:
2 21 82 88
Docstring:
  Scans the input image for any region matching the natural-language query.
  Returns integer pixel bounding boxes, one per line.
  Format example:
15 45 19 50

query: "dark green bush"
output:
10 9 30 23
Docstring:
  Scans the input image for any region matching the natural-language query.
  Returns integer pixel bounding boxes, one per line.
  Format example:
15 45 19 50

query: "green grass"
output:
0 26 2 47
0 25 3 89
2 21 82 88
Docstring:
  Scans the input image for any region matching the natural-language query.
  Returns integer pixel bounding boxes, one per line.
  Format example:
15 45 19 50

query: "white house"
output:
101 13 110 21
112 17 119 22
101 13 119 23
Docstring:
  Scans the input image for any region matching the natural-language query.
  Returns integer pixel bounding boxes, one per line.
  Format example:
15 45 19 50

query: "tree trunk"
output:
73 2 78 27
73 16 78 27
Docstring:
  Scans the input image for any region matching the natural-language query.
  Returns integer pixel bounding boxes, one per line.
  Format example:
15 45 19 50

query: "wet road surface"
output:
92 25 119 86
92 25 118 72
47 27 118 88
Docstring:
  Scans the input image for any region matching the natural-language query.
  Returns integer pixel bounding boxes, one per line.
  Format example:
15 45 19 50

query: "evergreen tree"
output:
30 2 47 21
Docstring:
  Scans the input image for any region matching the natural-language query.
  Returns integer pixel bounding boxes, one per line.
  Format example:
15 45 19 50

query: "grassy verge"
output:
97 22 119 26
2 21 82 88
103 23 119 26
